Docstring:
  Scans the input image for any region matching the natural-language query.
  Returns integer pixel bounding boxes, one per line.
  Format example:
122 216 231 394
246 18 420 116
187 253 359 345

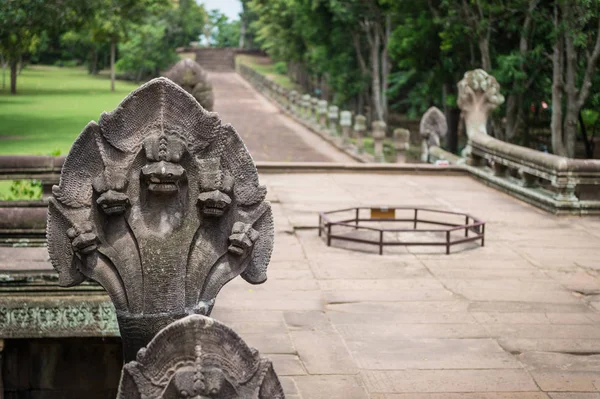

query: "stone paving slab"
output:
2 171 600 397
250 172 600 397
208 72 355 163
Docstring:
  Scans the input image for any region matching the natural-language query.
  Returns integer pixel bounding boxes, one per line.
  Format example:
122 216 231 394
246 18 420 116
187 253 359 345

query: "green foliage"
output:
273 61 287 75
247 0 369 107
205 10 241 48
0 0 92 92
116 19 179 80
0 180 42 201
236 55 298 89
164 0 207 48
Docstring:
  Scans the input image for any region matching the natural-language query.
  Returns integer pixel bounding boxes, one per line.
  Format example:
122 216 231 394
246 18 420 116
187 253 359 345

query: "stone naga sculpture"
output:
118 315 284 398
47 78 274 361
164 59 215 111
457 69 504 138
419 107 447 162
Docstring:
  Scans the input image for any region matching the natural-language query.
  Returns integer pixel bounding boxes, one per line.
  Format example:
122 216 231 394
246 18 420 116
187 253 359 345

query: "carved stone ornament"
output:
419 106 447 148
164 59 215 111
47 78 274 361
457 69 505 137
118 315 285 398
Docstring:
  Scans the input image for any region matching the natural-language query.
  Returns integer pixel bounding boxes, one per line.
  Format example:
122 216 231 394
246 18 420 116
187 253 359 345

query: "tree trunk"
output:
110 40 116 92
1 54 5 90
504 0 539 142
579 111 594 158
447 108 461 154
369 24 384 121
9 59 17 95
479 36 492 71
90 48 98 75
504 94 523 141
551 5 567 156
380 14 391 121
563 4 580 158
239 17 246 48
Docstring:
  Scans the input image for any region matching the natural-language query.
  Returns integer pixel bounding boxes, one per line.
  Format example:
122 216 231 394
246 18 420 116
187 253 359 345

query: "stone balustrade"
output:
417 69 600 214
236 63 409 163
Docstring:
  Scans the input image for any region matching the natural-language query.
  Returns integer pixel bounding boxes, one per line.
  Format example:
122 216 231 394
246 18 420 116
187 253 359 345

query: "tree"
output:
116 18 179 81
0 0 85 94
86 0 168 92
551 0 600 157
207 10 241 48
0 52 6 90
163 0 207 48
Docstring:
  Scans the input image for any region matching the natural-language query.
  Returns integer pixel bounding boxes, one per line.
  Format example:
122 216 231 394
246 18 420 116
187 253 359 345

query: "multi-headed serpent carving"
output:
47 78 274 361
118 315 284 398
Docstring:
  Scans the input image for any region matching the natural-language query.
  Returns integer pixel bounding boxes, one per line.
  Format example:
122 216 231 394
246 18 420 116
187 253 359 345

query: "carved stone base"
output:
117 311 204 362
118 315 285 398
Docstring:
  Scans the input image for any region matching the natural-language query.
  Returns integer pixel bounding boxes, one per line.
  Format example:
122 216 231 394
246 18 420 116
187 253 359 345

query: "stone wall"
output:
3 338 122 399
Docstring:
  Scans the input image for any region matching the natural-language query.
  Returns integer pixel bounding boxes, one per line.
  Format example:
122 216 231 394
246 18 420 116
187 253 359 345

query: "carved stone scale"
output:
46 78 275 366
118 315 284 398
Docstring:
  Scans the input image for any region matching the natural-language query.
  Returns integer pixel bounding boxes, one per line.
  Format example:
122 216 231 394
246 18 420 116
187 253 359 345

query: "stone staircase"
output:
194 48 236 71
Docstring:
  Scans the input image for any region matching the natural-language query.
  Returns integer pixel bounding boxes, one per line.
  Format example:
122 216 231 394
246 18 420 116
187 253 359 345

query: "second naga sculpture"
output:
47 78 274 361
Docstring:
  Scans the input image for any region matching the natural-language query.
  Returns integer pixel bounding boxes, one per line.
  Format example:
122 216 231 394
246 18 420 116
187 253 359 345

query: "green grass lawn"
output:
236 55 299 90
0 65 140 155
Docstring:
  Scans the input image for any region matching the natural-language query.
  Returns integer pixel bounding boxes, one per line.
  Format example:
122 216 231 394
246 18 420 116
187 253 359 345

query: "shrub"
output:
0 180 43 200
273 61 287 75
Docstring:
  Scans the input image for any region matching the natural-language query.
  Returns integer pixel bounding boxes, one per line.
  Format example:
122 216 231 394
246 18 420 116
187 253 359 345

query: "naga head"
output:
66 222 97 255
228 222 259 256
142 135 187 194
93 168 130 215
161 345 236 398
196 159 234 217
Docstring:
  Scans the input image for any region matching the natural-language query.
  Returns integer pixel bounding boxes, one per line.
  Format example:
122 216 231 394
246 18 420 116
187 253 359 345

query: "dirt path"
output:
208 72 355 163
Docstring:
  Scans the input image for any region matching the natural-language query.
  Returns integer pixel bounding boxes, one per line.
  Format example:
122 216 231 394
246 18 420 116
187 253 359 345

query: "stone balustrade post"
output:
289 90 298 115
328 105 339 137
339 111 352 146
419 107 447 163
280 87 288 110
372 120 387 163
311 97 319 125
353 115 367 153
301 94 311 119
393 128 410 163
318 100 328 130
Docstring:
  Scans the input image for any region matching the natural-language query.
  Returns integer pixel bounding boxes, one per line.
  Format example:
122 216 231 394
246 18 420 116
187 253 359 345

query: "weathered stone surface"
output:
117 315 285 398
530 371 600 392
294 375 369 399
370 394 550 399
164 59 214 111
361 369 538 393
419 107 447 148
458 69 504 138
290 329 358 374
4 169 600 396
346 338 520 370
46 78 274 360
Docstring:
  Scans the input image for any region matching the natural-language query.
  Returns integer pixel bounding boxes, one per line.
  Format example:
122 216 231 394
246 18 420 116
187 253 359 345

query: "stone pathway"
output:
208 72 355 163
213 171 600 399
2 171 600 398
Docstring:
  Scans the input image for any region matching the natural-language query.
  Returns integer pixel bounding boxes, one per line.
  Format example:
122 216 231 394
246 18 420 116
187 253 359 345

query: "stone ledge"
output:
0 294 118 338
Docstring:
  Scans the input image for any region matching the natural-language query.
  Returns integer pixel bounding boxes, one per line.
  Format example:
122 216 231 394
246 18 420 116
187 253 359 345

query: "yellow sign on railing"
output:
370 207 395 219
